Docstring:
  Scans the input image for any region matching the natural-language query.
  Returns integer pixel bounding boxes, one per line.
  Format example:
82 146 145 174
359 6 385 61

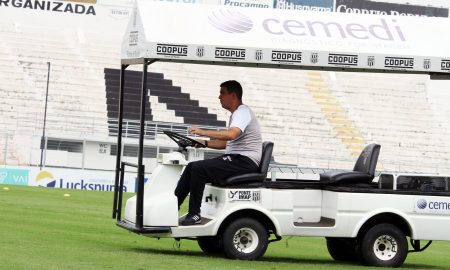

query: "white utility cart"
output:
112 1 450 267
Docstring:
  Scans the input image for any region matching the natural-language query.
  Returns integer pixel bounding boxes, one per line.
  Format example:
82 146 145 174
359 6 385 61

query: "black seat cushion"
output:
222 172 265 186
320 170 373 184
216 141 274 187
320 144 381 186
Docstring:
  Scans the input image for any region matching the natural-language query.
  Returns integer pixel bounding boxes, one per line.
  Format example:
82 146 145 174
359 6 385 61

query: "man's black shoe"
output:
181 214 202 226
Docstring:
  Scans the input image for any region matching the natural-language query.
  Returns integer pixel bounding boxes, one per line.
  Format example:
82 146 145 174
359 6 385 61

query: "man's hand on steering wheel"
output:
163 130 207 151
188 126 204 136
192 140 206 148
188 127 208 148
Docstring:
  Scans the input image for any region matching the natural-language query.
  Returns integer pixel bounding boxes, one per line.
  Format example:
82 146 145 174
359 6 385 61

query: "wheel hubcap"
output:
373 234 398 261
233 227 258 253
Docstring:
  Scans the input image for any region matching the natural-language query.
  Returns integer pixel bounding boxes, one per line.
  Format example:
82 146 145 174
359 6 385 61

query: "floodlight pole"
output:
39 62 50 170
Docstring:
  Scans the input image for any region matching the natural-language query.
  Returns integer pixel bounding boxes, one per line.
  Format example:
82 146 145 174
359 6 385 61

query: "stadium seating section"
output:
1 8 450 175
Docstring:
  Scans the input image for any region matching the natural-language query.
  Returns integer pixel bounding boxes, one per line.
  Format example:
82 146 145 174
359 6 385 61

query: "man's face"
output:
219 87 233 110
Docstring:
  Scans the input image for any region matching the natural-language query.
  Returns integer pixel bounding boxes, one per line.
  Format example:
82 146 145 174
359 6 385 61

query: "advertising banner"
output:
0 0 134 27
221 0 272 9
122 1 450 75
0 166 138 192
0 0 97 16
0 168 29 186
336 0 449 18
273 0 333 11
27 167 136 192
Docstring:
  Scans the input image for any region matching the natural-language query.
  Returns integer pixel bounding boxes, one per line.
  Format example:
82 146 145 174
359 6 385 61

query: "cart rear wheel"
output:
360 223 407 267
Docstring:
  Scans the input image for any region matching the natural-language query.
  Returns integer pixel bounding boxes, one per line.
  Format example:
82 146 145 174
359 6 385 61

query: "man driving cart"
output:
175 80 262 225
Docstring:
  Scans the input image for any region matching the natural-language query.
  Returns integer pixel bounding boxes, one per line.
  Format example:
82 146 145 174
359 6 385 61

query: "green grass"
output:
1 184 450 270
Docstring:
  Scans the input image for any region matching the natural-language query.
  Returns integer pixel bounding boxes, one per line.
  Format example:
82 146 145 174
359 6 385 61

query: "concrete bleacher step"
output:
332 71 450 171
104 68 226 129
306 72 366 157
2 18 450 174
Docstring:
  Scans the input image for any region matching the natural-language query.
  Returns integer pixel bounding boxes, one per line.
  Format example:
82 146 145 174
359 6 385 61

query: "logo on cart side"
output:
156 44 188 57
417 199 427 209
255 50 263 61
367 56 375 67
228 190 261 202
384 57 414 69
423 59 431 70
441 59 450 71
328 54 358 66
271 51 302 63
416 198 450 211
196 46 205 57
215 47 246 60
311 53 319 64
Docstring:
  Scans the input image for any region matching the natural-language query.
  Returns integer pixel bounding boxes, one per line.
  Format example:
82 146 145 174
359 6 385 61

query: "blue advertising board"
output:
0 168 29 186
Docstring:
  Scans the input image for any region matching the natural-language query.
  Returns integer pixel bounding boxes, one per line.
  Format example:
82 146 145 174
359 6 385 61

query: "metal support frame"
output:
113 64 128 219
408 240 433 253
116 161 144 222
113 59 162 232
135 61 148 229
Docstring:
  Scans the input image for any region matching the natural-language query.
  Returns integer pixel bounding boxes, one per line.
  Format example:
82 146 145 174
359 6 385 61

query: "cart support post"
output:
136 61 148 229
113 64 128 218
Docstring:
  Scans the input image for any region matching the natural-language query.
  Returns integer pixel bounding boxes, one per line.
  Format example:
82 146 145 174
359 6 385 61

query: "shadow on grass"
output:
127 247 444 269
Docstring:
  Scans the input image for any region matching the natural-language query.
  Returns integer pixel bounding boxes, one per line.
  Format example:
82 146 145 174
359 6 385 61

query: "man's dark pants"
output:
175 154 259 215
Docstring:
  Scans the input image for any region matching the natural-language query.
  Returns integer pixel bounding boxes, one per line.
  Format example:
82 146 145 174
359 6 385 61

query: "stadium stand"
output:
428 80 450 135
149 62 355 169
1 3 450 175
0 21 109 137
104 68 226 129
331 72 450 173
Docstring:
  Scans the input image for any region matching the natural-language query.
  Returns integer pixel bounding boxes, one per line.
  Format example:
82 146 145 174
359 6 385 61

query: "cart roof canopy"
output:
122 0 450 76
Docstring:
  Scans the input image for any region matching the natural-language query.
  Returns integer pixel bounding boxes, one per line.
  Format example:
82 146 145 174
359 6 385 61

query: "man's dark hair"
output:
220 80 243 101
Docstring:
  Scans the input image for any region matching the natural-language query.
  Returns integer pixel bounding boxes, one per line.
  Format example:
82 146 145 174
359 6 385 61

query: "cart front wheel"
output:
222 218 268 260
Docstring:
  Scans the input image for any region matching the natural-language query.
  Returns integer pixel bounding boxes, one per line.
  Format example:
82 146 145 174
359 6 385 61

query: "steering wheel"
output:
163 130 207 151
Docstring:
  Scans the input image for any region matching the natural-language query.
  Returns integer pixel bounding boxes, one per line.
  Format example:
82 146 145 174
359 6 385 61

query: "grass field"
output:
1 185 449 270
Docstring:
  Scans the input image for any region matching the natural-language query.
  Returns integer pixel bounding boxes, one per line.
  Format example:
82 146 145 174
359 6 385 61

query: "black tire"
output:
326 237 359 262
360 223 408 267
197 236 223 254
222 218 268 260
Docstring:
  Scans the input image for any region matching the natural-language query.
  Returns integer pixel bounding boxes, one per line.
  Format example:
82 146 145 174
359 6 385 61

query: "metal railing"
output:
0 130 447 175
107 118 226 140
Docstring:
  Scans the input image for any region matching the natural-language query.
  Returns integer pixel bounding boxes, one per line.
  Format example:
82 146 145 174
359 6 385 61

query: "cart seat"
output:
217 141 274 186
320 144 381 185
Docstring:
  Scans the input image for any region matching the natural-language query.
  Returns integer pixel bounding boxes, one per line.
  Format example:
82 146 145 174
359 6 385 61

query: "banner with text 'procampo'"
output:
122 1 450 74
